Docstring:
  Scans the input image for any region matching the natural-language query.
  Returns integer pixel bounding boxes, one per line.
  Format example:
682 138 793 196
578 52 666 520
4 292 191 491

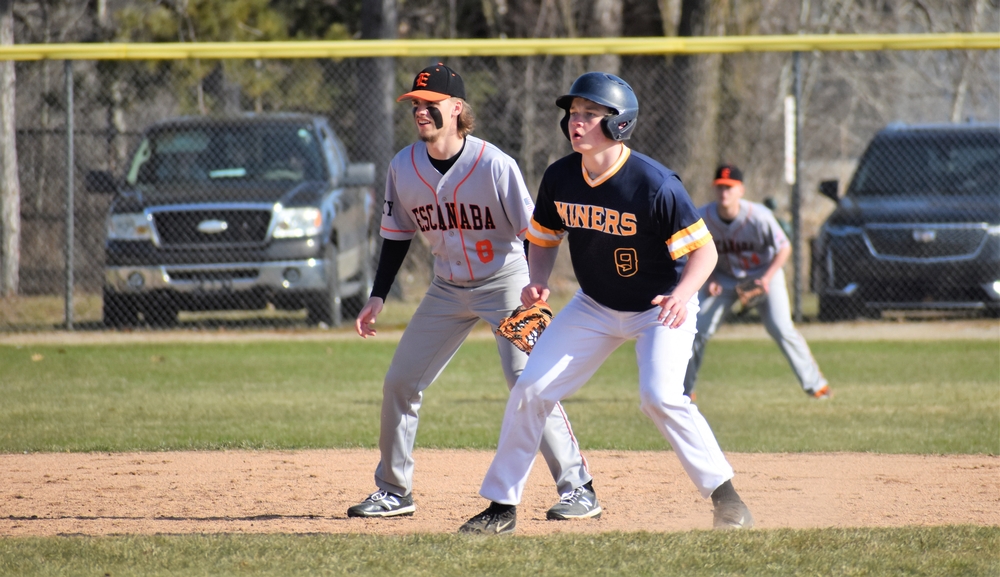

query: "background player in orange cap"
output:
683 164 830 400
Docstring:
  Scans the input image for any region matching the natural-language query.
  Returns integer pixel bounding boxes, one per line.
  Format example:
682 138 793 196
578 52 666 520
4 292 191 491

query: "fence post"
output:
791 51 803 323
64 59 74 330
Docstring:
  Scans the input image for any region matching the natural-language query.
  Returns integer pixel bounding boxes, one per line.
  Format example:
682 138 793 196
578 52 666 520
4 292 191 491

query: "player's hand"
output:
708 281 723 296
651 293 688 329
521 283 551 308
756 277 771 293
355 296 384 338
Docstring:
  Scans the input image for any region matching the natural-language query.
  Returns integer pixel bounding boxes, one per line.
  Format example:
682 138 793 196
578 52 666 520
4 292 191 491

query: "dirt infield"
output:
3 450 998 536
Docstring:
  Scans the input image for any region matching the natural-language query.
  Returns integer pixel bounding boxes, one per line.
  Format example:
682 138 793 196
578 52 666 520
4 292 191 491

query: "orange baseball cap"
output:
714 164 744 186
397 63 466 102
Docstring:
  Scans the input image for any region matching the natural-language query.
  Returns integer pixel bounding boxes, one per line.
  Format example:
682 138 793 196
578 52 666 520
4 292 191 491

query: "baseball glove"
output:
496 300 554 355
735 280 767 309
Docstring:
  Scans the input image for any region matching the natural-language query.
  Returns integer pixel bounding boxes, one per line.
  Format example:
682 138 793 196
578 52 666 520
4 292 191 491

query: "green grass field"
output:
1 334 998 575
1 338 996 453
2 528 997 577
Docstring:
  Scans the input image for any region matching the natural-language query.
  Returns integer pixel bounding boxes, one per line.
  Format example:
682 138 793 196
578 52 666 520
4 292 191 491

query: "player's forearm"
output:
370 238 412 300
527 243 560 287
674 242 719 302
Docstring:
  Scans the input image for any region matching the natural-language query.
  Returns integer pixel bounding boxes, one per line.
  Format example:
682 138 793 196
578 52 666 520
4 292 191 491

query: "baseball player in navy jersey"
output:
347 63 598 520
458 72 753 535
682 165 830 400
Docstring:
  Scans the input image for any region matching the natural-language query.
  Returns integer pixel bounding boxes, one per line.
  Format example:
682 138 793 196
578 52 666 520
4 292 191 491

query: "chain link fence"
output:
1 44 998 331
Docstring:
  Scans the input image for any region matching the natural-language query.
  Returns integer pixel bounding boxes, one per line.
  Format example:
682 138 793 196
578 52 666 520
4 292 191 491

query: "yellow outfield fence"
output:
0 33 997 60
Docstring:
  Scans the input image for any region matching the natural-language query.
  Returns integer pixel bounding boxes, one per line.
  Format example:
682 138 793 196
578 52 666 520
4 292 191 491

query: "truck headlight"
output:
107 213 152 240
273 205 322 239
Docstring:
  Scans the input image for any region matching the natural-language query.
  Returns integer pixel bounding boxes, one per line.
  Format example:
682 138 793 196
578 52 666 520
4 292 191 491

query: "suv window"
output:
126 124 327 186
849 132 1000 197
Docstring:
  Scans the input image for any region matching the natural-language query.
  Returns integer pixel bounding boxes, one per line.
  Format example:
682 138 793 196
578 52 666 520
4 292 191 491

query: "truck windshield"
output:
849 132 1000 197
126 123 326 185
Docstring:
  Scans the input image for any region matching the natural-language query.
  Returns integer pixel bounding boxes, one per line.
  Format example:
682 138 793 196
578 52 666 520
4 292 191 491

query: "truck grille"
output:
865 224 986 260
152 209 272 247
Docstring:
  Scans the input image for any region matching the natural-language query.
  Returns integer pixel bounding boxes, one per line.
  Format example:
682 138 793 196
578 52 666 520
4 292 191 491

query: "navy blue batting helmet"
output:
556 72 638 141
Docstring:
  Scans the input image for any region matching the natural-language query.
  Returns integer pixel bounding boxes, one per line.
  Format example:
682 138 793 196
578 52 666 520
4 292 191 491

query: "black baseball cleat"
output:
458 502 517 535
712 498 754 529
546 482 602 520
347 490 415 518
711 480 754 529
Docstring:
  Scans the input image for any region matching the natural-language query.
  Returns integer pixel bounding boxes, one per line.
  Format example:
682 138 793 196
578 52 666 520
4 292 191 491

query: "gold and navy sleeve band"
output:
526 216 566 247
667 218 712 260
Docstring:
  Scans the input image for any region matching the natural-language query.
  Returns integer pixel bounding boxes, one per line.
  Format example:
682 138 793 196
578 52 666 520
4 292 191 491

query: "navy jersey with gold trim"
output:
527 147 711 312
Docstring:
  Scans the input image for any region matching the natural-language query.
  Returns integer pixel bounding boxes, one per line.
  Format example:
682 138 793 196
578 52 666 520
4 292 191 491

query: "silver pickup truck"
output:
87 113 375 328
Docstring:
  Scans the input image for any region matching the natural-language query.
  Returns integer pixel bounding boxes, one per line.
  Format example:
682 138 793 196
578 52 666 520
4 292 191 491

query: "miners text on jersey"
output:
552 201 637 236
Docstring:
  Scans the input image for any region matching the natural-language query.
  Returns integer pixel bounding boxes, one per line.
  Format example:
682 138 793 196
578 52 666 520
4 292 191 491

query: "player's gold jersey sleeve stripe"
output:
667 219 713 260
527 217 564 247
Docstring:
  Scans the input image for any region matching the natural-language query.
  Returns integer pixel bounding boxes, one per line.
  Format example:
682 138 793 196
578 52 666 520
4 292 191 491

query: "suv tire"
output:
818 294 861 322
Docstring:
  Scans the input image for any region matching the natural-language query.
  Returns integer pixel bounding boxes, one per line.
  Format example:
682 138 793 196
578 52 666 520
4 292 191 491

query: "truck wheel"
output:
343 236 374 318
818 294 860 322
145 295 178 328
307 243 342 327
103 290 139 328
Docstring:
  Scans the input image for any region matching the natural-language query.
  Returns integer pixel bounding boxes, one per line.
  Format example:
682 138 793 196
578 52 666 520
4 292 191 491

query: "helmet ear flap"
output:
600 117 615 140
560 111 571 141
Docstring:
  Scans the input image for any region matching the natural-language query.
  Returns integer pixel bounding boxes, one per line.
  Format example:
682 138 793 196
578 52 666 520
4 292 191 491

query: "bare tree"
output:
951 0 989 122
0 0 20 297
587 0 623 73
97 18 130 173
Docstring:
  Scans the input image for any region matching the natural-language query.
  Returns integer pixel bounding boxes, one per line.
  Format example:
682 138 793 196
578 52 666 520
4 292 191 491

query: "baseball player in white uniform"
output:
458 72 753 535
683 165 830 400
347 63 598 520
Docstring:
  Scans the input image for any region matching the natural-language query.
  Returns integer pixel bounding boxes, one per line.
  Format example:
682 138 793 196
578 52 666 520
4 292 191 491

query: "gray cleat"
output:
546 483 603 520
347 490 415 518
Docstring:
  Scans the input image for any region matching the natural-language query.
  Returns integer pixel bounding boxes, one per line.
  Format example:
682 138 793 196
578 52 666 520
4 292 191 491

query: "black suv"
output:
88 114 375 328
811 122 1000 320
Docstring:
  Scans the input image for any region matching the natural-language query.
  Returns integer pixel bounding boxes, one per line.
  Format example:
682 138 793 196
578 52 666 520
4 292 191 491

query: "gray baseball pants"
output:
684 269 827 395
374 258 592 497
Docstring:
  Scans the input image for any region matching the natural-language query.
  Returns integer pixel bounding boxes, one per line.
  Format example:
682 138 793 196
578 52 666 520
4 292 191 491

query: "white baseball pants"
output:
374 259 592 497
479 290 735 505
